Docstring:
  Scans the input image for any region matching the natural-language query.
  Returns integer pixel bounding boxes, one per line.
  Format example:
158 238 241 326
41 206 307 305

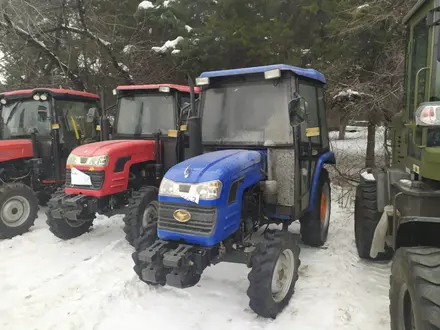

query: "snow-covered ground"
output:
0 127 391 330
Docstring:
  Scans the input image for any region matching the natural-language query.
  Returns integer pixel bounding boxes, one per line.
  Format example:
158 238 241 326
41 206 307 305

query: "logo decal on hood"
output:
184 165 191 178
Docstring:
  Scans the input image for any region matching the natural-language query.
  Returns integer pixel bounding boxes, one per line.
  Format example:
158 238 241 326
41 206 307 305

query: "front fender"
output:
307 151 336 212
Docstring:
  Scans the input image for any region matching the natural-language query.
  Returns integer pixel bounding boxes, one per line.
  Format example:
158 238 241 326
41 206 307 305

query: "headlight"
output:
66 154 109 166
66 153 78 165
159 178 180 196
416 102 440 126
159 178 222 201
193 180 222 200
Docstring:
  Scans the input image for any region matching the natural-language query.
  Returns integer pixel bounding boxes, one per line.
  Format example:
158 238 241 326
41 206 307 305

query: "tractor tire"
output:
354 181 392 260
247 230 300 319
123 186 159 248
46 192 93 240
36 191 51 206
390 247 440 330
0 183 39 239
300 168 331 247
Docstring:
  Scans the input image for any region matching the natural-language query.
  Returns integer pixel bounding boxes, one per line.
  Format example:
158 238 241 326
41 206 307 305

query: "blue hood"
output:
165 149 263 183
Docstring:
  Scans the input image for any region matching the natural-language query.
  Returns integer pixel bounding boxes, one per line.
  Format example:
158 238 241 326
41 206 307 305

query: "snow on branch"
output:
152 36 183 53
138 1 155 10
333 89 364 100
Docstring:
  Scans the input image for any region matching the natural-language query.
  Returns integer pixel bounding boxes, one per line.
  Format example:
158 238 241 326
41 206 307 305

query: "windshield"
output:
201 79 292 145
116 94 175 136
56 100 99 142
0 100 51 139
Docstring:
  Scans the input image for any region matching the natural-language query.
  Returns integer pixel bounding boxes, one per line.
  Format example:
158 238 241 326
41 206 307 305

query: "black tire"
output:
247 230 300 319
123 186 158 248
36 191 51 206
0 183 39 238
46 191 93 240
300 168 331 247
354 181 392 260
390 247 440 330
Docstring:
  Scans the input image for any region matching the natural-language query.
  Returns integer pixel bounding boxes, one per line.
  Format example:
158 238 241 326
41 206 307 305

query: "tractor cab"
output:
0 88 101 239
111 84 196 171
132 65 336 319
46 84 200 245
0 88 101 187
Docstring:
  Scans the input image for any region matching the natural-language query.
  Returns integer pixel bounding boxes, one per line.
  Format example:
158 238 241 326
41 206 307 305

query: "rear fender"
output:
307 151 336 213
395 216 440 250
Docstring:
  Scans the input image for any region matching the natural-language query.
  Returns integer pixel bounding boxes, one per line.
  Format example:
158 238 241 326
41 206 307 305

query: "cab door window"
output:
56 100 99 142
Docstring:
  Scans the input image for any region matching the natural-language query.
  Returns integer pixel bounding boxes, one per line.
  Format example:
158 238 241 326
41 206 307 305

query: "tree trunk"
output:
365 122 376 168
338 125 347 140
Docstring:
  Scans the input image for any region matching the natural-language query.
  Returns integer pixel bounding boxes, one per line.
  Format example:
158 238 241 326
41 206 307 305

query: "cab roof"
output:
116 84 200 94
0 88 99 99
200 64 327 84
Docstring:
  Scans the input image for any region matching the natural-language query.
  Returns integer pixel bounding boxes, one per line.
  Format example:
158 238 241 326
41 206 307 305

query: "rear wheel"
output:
247 230 300 319
123 186 159 248
300 169 331 247
0 183 39 238
390 247 440 330
354 181 392 260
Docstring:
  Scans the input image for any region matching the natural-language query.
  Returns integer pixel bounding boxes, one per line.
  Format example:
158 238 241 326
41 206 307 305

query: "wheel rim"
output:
1 196 31 227
320 183 331 234
271 248 295 303
141 202 158 235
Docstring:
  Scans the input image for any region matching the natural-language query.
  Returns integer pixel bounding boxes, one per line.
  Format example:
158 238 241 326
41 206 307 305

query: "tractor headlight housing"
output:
66 154 109 167
416 102 440 126
159 178 222 200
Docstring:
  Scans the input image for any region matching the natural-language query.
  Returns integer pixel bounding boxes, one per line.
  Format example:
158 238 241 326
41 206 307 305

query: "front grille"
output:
158 202 217 236
65 169 105 190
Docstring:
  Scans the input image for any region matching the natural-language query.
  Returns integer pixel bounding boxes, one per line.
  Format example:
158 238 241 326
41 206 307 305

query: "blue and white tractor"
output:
131 64 336 319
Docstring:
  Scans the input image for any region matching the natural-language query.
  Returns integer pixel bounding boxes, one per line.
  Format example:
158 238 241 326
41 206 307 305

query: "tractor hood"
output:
164 149 263 183
0 139 33 162
71 140 156 157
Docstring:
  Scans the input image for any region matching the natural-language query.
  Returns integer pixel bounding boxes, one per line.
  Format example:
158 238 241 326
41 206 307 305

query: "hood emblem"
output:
173 209 191 223
184 165 191 178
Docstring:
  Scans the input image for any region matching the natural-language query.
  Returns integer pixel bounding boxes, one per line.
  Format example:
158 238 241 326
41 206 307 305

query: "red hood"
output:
0 139 33 162
71 140 156 157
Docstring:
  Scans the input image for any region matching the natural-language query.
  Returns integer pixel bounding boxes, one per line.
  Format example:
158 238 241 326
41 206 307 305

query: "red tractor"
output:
46 84 199 245
0 88 103 238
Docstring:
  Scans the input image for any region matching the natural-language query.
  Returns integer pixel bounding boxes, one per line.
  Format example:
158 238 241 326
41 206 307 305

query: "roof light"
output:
112 89 117 95
40 93 48 101
196 77 210 86
33 94 40 101
264 69 281 80
0 99 6 105
159 86 171 93
416 102 440 126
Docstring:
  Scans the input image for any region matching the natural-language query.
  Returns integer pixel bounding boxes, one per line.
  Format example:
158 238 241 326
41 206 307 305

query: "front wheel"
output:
247 230 300 319
46 194 93 240
300 168 331 247
390 247 440 330
0 183 39 238
123 186 159 248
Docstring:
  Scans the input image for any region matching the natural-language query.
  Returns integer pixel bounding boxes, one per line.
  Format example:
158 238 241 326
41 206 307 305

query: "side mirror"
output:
288 92 307 126
87 108 98 123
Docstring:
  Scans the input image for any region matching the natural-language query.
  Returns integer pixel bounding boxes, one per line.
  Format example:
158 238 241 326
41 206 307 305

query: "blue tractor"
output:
131 64 336 319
